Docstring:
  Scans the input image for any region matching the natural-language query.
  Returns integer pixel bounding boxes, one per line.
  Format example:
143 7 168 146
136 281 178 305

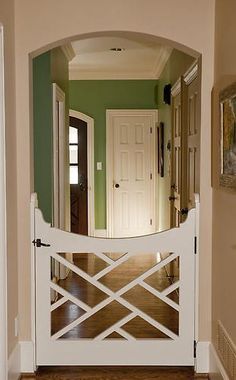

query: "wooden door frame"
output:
0 24 7 380
69 110 95 236
106 109 158 238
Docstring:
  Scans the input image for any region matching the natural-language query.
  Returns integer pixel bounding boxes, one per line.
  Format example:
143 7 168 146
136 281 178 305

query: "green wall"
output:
69 80 158 229
33 48 69 223
33 51 53 223
157 49 195 230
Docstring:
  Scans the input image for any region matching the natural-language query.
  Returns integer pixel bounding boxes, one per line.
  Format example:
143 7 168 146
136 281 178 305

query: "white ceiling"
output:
69 36 172 80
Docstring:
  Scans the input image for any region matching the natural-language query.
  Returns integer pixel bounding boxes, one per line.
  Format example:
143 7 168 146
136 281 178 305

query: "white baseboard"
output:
195 341 210 373
8 343 20 380
20 341 34 373
209 344 229 380
94 229 107 238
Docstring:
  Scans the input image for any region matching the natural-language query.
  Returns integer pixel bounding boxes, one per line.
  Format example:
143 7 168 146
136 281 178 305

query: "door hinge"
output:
150 173 153 180
32 239 51 248
150 127 153 134
150 218 153 225
194 340 197 358
194 236 197 254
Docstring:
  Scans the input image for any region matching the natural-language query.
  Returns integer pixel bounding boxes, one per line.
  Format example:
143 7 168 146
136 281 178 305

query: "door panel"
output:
110 113 156 237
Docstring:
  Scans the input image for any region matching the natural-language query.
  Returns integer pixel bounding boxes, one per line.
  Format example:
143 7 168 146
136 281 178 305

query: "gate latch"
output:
32 239 51 248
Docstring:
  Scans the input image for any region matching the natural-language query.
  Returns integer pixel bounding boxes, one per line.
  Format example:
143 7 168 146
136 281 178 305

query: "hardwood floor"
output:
51 252 179 339
21 366 209 379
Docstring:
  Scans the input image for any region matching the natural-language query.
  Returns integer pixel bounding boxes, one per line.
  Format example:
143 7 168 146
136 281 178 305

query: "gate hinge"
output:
32 239 51 248
150 127 153 134
194 340 197 358
150 218 153 225
194 236 197 254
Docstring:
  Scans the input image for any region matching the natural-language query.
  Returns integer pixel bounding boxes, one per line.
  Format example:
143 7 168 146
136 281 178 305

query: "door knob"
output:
115 183 120 188
168 195 177 201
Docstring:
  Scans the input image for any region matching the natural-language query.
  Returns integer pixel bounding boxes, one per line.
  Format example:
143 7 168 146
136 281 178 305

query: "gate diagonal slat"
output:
140 282 180 311
50 282 91 312
116 328 135 341
162 281 180 297
51 296 67 312
94 312 137 341
50 252 179 340
93 252 133 280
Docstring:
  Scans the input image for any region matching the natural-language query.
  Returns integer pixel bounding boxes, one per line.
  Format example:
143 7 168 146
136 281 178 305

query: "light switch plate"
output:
97 162 102 171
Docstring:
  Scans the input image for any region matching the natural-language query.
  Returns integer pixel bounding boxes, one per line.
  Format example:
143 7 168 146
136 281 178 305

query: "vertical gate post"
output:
30 193 38 372
194 193 200 371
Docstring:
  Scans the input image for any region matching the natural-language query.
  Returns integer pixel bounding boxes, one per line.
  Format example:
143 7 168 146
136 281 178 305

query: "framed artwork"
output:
220 82 236 189
158 122 164 177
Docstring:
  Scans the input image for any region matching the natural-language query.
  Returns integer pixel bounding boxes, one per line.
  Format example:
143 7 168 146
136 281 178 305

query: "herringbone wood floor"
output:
21 367 209 379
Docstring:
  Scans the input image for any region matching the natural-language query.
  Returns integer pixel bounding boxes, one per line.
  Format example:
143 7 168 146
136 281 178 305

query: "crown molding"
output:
152 47 173 79
183 60 198 85
171 77 181 97
69 68 160 80
61 43 75 62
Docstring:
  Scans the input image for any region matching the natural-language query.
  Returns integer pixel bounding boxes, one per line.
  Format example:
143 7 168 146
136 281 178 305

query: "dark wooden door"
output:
69 116 88 235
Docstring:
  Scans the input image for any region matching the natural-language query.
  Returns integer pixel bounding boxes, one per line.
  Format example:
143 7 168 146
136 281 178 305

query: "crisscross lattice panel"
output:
50 251 179 340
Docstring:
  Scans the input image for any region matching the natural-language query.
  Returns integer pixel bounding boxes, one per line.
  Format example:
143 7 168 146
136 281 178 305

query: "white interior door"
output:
107 110 157 238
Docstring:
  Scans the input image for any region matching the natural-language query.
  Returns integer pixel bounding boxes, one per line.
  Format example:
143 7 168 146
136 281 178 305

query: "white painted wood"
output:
0 25 7 380
34 196 198 366
69 110 95 236
30 193 38 371
106 109 158 238
53 83 66 230
20 341 35 373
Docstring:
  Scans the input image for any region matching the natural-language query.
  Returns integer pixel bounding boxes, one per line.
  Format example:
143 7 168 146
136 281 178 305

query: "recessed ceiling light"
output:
110 48 125 52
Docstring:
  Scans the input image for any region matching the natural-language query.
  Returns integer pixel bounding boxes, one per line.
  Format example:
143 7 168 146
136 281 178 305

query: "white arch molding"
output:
69 110 95 236
0 24 7 380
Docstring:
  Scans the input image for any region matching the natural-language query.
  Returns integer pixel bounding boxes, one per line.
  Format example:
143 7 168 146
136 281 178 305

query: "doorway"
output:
106 109 158 238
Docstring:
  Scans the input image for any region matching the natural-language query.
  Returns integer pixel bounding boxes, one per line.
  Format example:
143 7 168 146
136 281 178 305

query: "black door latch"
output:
32 239 51 248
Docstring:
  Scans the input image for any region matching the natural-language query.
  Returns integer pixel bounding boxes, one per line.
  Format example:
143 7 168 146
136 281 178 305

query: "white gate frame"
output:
0 24 7 380
31 193 200 368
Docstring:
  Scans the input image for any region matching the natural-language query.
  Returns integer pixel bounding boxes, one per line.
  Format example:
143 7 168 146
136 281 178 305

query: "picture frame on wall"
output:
158 122 164 177
219 82 236 189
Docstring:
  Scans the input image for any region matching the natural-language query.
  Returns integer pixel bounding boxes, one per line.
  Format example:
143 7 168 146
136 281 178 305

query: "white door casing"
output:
106 110 158 238
0 24 7 380
53 83 66 230
32 195 199 366
69 110 95 237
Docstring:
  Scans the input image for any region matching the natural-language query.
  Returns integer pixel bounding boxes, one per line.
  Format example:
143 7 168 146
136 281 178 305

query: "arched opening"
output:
31 30 202 368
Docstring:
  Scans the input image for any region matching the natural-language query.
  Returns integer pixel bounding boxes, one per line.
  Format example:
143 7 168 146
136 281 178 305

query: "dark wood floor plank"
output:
21 366 209 379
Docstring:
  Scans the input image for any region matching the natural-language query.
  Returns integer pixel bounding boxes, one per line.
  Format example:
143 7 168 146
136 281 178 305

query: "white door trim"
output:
69 110 95 236
106 109 158 238
0 25 7 380
52 83 66 229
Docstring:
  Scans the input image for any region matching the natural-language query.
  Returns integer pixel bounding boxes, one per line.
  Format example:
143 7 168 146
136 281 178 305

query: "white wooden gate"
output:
32 195 199 366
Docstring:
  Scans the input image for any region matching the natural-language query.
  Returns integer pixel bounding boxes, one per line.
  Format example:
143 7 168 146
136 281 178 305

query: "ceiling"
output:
69 36 172 80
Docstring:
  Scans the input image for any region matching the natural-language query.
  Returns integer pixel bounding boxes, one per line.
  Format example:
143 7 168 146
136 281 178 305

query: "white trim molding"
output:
195 341 210 373
20 341 35 373
94 229 107 238
0 24 7 380
69 110 95 236
61 43 76 62
8 344 20 380
209 344 229 380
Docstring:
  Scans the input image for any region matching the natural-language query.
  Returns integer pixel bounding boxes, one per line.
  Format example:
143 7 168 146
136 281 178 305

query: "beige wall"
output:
0 0 18 356
212 0 236 348
14 0 215 343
